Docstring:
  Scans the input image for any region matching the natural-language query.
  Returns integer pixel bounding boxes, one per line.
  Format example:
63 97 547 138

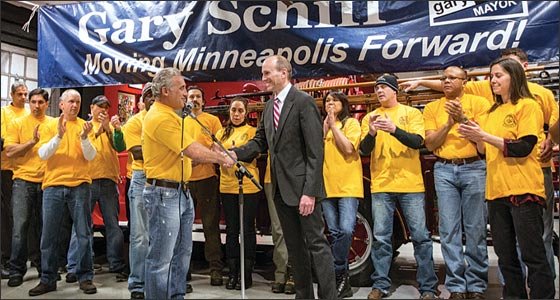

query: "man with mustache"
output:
184 85 225 287
4 88 52 287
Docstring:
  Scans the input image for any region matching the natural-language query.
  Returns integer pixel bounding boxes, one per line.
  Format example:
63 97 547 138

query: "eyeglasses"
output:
439 76 466 81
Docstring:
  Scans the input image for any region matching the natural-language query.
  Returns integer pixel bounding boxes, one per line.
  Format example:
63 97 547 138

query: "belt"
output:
436 156 482 166
146 178 188 191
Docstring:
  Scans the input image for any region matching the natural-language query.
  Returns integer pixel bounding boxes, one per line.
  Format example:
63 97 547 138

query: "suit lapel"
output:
273 87 296 146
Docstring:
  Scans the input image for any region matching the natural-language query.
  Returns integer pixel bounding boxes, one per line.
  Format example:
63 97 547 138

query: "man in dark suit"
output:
232 55 336 299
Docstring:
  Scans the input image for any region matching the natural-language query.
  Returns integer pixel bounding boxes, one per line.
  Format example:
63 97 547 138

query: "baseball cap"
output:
142 82 153 98
375 74 399 92
91 95 110 107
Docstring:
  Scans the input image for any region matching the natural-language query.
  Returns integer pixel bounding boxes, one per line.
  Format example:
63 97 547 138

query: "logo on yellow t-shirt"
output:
503 114 516 128
398 115 408 126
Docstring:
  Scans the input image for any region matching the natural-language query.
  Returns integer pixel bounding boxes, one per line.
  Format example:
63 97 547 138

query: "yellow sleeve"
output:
360 112 373 140
542 89 558 126
0 108 6 139
549 101 559 128
471 95 491 122
423 101 437 132
408 107 425 138
344 118 361 150
211 116 223 135
4 118 20 146
518 101 544 138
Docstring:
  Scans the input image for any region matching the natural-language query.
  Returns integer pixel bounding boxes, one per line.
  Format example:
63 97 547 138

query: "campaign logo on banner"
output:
37 1 558 88
429 1 529 26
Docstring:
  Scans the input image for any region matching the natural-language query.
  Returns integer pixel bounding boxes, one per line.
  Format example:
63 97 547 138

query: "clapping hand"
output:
457 120 484 142
57 113 67 139
32 124 40 144
80 121 93 140
372 114 396 133
445 98 466 123
110 115 122 131
368 114 380 136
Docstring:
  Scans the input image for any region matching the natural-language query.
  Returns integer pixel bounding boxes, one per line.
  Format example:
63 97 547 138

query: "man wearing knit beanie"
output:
360 74 439 300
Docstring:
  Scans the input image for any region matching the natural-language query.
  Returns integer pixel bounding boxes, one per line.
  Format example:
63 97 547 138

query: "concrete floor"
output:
1 240 558 299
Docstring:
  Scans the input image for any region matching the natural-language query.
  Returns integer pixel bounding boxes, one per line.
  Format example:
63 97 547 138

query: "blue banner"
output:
38 1 559 88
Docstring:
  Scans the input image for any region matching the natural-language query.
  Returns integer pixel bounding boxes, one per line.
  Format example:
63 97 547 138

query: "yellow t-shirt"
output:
1 104 29 171
41 117 92 189
464 80 494 106
143 101 195 182
481 98 545 200
216 124 259 194
90 121 120 183
126 153 133 178
323 118 364 198
4 115 52 183
122 110 146 171
423 94 491 159
466 80 557 167
361 104 425 193
185 112 223 181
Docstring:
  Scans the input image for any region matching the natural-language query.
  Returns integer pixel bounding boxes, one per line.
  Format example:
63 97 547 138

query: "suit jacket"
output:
235 86 325 206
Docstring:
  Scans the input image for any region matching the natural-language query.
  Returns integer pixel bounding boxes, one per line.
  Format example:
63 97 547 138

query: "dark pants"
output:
190 176 224 271
9 179 42 277
221 192 258 260
1 170 13 266
488 199 554 299
275 189 336 299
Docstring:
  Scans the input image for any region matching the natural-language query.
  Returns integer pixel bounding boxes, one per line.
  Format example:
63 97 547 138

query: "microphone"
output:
182 101 193 118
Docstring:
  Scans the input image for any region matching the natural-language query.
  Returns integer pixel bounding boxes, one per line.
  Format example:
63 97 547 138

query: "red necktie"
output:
273 98 280 130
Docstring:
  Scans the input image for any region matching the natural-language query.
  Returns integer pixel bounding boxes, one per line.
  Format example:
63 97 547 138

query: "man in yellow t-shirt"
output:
423 67 491 299
111 82 155 299
142 68 233 299
0 82 28 276
3 88 51 287
401 48 558 280
66 95 126 283
360 74 438 300
112 86 168 294
184 86 224 286
28 89 97 296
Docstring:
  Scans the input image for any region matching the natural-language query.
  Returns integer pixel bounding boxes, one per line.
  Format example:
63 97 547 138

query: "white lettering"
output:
78 11 109 45
382 39 404 60
448 34 469 55
487 21 514 50
421 35 453 56
358 35 386 61
207 1 241 35
244 5 271 32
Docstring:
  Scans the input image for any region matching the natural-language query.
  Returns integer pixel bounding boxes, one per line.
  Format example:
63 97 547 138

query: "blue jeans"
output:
41 184 93 285
370 192 438 295
68 179 125 273
9 179 42 277
321 197 358 274
434 160 488 293
143 185 194 299
128 170 148 293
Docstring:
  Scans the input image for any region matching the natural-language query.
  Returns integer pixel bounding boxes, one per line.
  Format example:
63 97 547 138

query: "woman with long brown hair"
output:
216 97 259 290
321 91 363 298
458 57 554 299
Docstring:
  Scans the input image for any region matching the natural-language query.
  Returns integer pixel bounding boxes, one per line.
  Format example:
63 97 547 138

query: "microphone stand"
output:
184 105 262 299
